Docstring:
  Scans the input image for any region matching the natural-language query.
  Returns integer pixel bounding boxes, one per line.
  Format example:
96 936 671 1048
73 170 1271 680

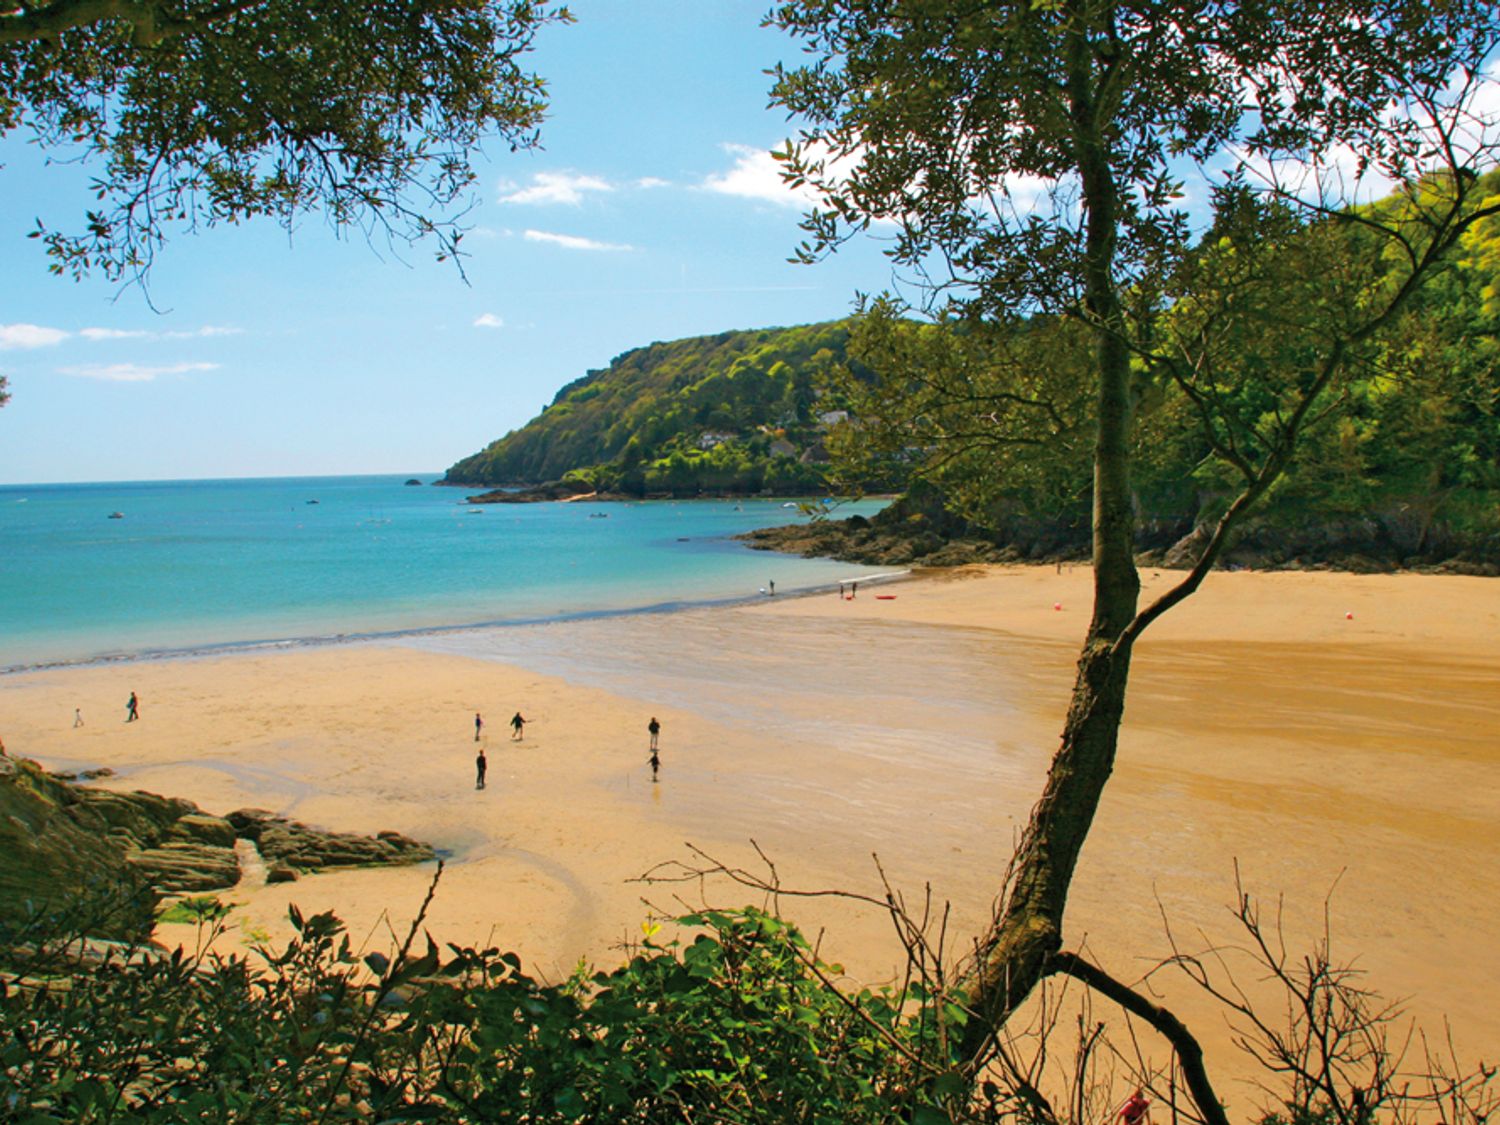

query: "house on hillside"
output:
799 440 830 465
697 431 736 450
768 439 797 458
816 409 849 428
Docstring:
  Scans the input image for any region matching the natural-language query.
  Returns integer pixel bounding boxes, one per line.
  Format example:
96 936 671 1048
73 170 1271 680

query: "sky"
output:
0 1 901 484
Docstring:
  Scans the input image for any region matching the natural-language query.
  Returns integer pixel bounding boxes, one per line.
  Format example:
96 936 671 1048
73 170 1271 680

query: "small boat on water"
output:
108 511 124 519
305 499 320 505
588 512 609 519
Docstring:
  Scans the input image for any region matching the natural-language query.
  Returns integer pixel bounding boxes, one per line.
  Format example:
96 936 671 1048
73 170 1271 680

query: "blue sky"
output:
0 1 899 484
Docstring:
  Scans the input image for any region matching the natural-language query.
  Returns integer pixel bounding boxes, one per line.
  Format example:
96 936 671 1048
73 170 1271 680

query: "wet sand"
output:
2 564 1496 1106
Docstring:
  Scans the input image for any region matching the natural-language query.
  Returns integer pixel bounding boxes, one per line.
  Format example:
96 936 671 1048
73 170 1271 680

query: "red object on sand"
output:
1053 602 1063 611
875 594 896 600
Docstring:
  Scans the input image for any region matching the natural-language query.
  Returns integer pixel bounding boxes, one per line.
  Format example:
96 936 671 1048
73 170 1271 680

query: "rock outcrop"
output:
0 756 437 940
226 809 434 871
0 756 157 940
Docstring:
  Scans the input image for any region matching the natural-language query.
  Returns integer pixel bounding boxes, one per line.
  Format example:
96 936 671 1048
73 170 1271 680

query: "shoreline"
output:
2 563 1496 1101
0 568 912 678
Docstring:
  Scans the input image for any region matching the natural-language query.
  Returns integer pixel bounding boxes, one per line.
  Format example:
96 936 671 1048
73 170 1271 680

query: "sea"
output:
0 474 891 672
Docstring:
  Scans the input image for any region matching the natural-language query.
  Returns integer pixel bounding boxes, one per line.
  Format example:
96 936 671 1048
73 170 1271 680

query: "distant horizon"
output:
1 470 448 488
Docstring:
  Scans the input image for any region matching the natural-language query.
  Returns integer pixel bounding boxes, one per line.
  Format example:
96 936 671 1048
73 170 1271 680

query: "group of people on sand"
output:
473 710 526 743
472 710 526 790
69 693 139 729
472 713 663 790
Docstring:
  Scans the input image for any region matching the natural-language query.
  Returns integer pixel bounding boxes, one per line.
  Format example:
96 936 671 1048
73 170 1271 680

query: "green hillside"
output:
442 321 871 496
443 174 1499 567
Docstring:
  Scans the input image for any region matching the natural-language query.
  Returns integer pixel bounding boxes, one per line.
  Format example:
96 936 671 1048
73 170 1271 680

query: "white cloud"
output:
702 144 807 207
473 313 505 329
523 229 634 252
79 327 150 341
56 361 220 383
500 171 614 206
0 323 69 350
636 176 671 189
80 324 243 342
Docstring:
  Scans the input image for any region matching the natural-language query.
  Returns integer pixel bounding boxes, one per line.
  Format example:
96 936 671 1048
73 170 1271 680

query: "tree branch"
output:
1047 950 1230 1125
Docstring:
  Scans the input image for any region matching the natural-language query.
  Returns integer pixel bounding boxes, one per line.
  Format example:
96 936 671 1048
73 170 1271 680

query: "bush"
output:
0 895 966 1123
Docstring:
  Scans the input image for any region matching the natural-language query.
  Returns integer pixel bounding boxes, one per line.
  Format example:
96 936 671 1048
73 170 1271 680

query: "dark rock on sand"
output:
127 842 241 893
0 758 437 940
169 812 238 849
226 808 435 873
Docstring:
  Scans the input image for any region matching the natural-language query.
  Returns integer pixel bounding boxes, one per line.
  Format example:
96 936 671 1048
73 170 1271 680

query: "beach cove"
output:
3 564 1496 1104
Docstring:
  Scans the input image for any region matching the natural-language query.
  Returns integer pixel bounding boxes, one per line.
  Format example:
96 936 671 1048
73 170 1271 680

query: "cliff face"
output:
0 756 437 941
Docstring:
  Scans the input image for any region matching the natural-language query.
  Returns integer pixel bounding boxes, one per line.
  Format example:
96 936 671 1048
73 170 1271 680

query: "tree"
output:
769 0 1500 1093
1 0 571 285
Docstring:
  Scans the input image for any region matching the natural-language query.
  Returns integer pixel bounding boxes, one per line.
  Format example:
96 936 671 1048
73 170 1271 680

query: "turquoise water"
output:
0 475 888 670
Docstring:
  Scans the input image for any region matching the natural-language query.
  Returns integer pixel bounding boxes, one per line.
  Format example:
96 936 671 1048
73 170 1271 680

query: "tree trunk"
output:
959 634 1136 1062
960 1 1143 1065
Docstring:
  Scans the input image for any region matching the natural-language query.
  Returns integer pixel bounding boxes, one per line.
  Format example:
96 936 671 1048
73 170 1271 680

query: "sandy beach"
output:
3 564 1497 1106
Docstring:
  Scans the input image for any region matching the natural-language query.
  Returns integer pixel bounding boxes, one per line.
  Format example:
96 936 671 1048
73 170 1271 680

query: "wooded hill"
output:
442 321 866 496
443 177 1499 566
811 175 1500 570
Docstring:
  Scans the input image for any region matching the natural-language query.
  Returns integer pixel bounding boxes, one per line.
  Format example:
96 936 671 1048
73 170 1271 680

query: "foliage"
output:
830 174 1500 557
1 0 571 283
445 320 878 495
5 871 1496 1124
0 889 978 1123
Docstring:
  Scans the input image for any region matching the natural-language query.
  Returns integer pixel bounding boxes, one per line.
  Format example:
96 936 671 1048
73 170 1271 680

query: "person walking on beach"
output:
474 712 484 741
475 748 487 790
648 716 660 752
510 712 526 740
125 692 139 722
73 708 84 728
769 579 775 596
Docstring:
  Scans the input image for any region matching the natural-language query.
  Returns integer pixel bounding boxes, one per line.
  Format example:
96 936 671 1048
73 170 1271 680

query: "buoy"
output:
1053 602 1062 611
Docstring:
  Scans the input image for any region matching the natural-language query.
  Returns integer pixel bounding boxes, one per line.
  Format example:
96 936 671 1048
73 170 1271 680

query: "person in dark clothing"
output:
474 712 483 741
648 716 660 751
510 712 526 740
126 692 139 722
475 748 487 790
